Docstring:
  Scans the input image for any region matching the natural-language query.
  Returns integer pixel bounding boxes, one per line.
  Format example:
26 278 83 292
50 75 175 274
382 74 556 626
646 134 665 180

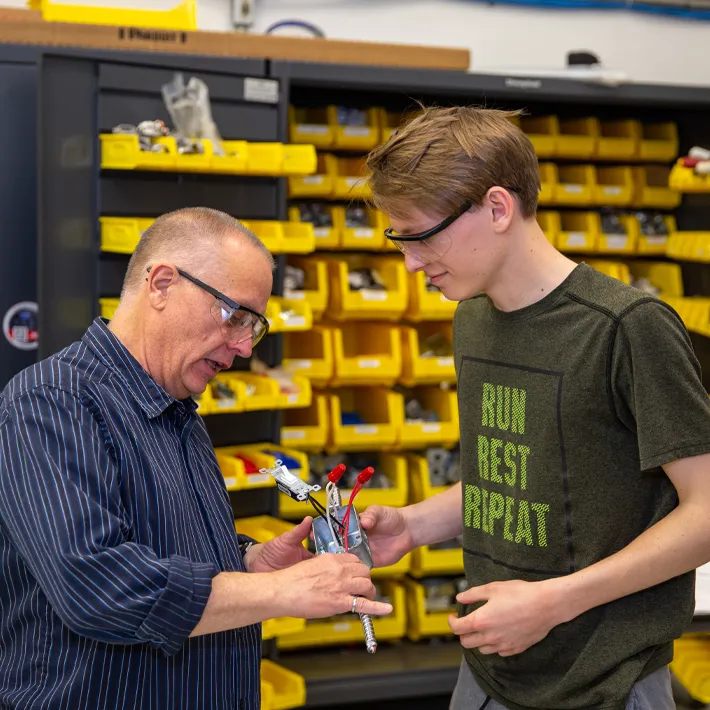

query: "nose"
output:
228 338 252 360
404 252 426 273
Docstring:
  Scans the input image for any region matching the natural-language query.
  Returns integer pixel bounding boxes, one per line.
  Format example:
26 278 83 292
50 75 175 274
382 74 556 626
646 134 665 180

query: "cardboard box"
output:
0 9 470 71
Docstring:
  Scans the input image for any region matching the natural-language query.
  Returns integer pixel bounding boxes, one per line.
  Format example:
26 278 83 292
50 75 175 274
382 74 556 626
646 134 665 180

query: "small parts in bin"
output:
296 203 333 228
113 120 172 154
421 577 468 613
632 278 661 299
284 265 306 295
681 146 710 175
336 107 368 127
344 206 370 228
419 332 452 359
427 446 461 487
599 208 627 236
211 380 239 407
636 211 669 237
348 268 386 291
251 358 301 395
404 395 440 424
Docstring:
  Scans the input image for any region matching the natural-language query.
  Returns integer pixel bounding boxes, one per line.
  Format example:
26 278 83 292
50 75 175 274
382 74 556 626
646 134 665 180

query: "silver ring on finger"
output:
351 595 359 614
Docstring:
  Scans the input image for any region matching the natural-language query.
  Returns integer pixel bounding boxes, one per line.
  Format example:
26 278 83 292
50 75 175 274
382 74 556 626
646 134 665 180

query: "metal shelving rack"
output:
270 60 710 706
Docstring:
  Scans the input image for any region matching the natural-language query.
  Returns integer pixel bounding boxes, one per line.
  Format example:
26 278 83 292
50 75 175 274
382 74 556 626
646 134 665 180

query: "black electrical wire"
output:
263 20 327 38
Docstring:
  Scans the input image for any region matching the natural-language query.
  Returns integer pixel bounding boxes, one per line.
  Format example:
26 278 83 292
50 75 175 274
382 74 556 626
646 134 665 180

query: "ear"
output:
146 263 178 311
486 186 516 233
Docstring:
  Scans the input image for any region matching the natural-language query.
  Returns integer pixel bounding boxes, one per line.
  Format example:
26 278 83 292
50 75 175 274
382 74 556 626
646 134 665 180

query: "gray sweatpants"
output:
449 659 676 710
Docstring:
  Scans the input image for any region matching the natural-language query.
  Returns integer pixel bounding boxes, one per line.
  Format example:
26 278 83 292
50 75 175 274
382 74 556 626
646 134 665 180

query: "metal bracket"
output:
232 0 255 30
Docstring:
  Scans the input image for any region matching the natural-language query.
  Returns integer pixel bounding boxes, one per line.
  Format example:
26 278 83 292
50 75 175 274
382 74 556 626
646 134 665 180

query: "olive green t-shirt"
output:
454 263 710 710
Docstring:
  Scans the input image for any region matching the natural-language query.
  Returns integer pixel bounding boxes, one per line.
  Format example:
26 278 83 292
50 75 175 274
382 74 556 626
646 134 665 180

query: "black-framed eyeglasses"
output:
384 200 473 244
147 266 270 346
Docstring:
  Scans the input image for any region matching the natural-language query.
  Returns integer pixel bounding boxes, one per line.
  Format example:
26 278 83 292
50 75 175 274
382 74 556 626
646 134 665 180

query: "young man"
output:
359 107 710 710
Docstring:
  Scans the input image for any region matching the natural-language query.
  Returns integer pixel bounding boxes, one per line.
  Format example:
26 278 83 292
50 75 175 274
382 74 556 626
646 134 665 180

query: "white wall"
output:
3 0 710 86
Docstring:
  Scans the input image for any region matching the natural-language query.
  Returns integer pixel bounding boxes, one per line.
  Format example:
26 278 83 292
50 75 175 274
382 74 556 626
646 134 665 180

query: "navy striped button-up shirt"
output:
0 318 261 710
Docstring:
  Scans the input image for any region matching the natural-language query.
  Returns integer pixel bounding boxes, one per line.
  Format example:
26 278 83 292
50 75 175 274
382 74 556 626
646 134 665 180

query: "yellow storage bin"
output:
228 373 311 411
191 386 214 416
639 122 679 162
289 154 334 198
283 144 318 176
408 452 452 503
635 165 682 207
277 580 406 650
284 257 329 319
598 120 640 161
664 297 710 337
99 297 119 320
328 387 402 453
325 154 372 200
405 271 457 322
669 161 710 194
245 143 284 176
330 323 402 387
100 217 154 254
260 660 306 710
281 221 316 254
666 232 710 262
100 134 177 171
638 215 676 255
281 393 329 451
585 260 631 285
397 387 459 450
671 635 710 704
373 553 412 579
536 210 561 247
328 105 382 151
411 543 464 578
279 452 408 518
207 374 247 415
521 115 559 158
32 0 196 29
211 140 249 174
327 255 408 321
283 326 334 388
598 214 639 254
594 166 634 206
289 106 334 149
628 262 683 298
556 117 599 159
333 207 386 251
538 162 558 205
266 297 313 334
242 220 283 253
400 323 455 387
379 108 402 143
554 164 596 206
405 578 457 641
214 445 298 491
557 212 600 253
288 204 340 250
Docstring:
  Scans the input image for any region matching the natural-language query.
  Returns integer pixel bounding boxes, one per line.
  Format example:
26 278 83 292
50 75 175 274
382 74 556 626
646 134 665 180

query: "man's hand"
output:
359 505 415 568
276 553 393 619
449 579 562 657
244 517 313 573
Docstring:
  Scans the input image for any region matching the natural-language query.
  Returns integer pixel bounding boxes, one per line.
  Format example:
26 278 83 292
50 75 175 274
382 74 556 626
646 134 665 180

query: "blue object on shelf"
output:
341 411 365 426
263 450 302 470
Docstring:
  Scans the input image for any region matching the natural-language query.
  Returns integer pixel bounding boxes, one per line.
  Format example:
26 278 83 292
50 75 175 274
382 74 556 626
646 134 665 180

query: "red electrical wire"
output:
343 467 375 552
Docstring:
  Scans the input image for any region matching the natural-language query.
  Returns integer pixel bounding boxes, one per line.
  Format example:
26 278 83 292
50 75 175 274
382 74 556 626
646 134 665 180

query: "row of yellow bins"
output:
100 217 316 256
536 164 679 209
288 206 397 252
280 387 458 454
667 231 710 261
537 212 676 255
663 297 710 338
283 322 455 388
671 636 710 705
100 135 317 177
289 108 678 162
288 154 370 199
288 255 455 322
28 0 198 30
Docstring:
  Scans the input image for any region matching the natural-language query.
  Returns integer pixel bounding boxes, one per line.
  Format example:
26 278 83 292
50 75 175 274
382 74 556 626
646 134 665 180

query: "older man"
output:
0 207 390 710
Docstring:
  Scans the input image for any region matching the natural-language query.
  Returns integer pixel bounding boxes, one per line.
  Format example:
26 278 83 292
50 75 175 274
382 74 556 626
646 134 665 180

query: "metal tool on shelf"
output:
264 460 379 653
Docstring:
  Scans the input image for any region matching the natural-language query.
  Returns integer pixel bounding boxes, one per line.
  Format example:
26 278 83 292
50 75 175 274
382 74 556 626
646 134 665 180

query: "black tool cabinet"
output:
1 42 710 708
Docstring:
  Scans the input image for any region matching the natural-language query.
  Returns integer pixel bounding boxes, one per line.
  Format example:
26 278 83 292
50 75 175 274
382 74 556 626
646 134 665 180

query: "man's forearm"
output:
190 570 284 637
552 500 710 624
403 482 463 549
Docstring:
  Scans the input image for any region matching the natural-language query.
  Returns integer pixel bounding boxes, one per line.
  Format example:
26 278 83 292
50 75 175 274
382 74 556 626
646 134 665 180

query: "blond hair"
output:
122 207 275 297
367 106 540 220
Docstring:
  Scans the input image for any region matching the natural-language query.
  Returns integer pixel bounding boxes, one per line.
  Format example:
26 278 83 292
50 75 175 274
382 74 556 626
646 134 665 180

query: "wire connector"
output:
262 459 321 501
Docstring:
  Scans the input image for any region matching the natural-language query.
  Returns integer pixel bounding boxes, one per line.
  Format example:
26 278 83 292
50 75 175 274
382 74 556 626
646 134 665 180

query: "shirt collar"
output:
83 318 197 419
